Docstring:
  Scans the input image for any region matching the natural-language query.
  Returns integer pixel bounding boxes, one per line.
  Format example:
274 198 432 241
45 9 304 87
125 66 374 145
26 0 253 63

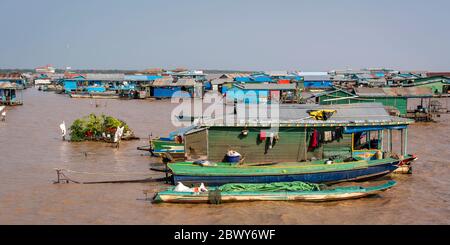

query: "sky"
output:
0 0 449 71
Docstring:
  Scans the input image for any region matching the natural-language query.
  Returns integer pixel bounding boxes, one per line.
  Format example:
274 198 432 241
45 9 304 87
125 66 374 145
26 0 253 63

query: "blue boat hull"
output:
172 161 399 186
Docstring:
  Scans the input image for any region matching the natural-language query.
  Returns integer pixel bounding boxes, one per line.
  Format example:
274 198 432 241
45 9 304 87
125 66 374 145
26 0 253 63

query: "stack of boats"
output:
144 103 417 204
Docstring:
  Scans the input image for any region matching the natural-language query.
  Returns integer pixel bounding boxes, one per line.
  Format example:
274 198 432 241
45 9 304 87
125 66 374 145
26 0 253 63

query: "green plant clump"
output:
69 114 132 142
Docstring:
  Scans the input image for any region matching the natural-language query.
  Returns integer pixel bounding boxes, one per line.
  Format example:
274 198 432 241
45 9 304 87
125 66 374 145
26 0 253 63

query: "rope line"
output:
56 168 150 176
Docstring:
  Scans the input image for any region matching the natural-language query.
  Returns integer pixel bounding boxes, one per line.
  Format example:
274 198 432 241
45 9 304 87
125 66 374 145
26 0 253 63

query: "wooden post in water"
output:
380 130 384 152
404 128 408 156
388 129 393 153
400 129 404 156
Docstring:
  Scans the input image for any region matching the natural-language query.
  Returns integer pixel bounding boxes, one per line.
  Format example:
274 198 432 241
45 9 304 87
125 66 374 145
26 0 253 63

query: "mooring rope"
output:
54 168 167 184
57 168 150 176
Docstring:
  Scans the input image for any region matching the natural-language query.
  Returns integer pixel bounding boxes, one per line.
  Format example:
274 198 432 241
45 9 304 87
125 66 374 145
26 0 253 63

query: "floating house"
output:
403 76 449 94
61 74 126 94
183 103 413 163
151 77 200 98
210 78 234 94
314 87 434 116
298 72 332 90
0 73 27 88
225 83 298 104
0 74 25 105
172 70 207 82
0 82 24 105
124 75 162 98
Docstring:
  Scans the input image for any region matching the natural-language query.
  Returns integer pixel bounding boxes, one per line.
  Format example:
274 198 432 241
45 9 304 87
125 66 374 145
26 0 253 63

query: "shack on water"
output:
183 103 413 163
0 74 25 105
403 76 450 94
225 83 299 104
0 82 24 105
61 74 126 94
151 78 202 98
297 72 333 91
312 87 434 116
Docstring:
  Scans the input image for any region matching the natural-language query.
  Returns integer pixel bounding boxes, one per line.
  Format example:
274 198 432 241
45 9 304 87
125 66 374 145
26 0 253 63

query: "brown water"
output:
0 88 449 224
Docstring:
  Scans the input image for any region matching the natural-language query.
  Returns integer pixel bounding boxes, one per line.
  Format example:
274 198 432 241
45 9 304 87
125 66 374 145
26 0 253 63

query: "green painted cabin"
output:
315 88 432 116
403 76 449 94
184 103 412 163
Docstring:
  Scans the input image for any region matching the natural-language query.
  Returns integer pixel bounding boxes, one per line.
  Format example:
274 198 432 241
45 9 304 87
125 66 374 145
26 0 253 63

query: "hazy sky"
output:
0 0 449 71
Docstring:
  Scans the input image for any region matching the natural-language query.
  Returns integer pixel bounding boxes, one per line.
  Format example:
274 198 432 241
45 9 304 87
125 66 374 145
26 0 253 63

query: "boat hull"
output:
172 161 399 186
154 181 396 204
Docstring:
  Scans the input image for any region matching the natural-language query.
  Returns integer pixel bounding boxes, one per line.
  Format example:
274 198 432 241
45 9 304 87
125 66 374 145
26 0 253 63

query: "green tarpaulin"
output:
219 181 322 192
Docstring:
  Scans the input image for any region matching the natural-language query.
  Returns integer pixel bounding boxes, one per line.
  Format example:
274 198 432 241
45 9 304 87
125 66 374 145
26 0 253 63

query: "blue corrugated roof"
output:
125 75 162 81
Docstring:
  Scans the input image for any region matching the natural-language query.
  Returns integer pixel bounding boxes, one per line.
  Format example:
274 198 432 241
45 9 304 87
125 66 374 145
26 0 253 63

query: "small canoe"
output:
153 180 396 204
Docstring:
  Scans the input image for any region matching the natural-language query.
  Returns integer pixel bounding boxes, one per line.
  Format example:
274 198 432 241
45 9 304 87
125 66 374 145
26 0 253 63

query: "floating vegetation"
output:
69 114 136 142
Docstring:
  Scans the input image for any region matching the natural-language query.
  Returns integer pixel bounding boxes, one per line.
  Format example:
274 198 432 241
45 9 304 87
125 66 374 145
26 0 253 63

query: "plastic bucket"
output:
225 155 241 163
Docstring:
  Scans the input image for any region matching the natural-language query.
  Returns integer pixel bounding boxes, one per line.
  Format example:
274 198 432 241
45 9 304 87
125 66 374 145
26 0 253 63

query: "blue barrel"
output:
225 154 241 163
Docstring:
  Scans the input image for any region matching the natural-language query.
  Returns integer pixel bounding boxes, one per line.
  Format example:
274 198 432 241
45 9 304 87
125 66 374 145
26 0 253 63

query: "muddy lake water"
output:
0 88 449 224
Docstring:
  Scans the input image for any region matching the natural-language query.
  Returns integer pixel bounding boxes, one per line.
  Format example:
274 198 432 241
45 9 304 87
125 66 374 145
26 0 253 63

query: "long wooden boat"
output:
70 93 120 99
148 138 184 159
153 180 397 204
167 156 412 186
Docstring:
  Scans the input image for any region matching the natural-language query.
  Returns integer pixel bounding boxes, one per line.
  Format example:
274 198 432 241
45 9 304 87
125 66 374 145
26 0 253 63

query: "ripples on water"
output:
0 88 449 224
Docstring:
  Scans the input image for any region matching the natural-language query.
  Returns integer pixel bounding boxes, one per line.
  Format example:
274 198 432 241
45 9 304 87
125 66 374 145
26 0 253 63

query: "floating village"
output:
1 65 450 204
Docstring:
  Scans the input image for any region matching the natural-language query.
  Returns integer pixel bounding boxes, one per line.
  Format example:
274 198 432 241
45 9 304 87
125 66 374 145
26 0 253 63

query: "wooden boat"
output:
153 180 397 204
70 92 120 99
167 156 411 186
150 138 184 158
138 126 196 157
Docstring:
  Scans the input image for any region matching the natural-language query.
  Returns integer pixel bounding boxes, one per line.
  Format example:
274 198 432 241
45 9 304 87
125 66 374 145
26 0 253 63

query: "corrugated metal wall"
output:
206 126 352 162
319 92 408 115
207 127 305 162
185 129 208 160
153 87 181 98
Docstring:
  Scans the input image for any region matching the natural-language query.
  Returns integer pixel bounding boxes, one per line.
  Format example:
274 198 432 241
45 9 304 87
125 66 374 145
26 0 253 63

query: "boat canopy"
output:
168 124 198 139
343 125 407 134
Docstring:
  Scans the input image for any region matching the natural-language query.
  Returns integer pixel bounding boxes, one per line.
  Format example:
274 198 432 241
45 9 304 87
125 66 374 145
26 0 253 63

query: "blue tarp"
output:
251 75 272 82
124 75 163 81
344 125 408 134
235 77 251 82
303 81 333 88
64 81 78 92
86 86 106 93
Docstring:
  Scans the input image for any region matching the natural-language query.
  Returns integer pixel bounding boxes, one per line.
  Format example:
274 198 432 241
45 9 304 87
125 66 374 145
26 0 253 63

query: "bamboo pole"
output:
400 129 404 156
388 129 392 152
404 128 408 156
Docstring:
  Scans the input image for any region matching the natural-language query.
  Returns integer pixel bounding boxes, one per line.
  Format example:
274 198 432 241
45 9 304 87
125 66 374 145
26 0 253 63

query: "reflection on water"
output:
0 88 449 224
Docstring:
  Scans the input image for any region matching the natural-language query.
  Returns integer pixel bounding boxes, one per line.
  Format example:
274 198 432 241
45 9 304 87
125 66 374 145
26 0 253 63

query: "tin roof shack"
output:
62 74 127 95
125 75 163 98
210 78 234 94
0 82 24 105
356 74 388 87
297 72 333 91
387 73 421 87
313 87 434 116
330 74 359 88
172 70 207 82
184 103 413 163
266 71 302 84
226 83 298 104
403 76 450 94
0 74 26 105
151 78 200 98
0 73 27 88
